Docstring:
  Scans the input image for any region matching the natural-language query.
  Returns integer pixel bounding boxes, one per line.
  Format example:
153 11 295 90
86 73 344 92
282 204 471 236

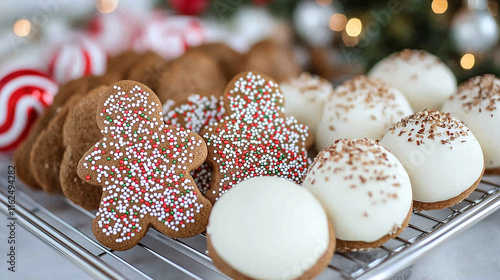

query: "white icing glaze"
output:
442 75 500 169
280 72 333 135
315 76 412 151
207 176 330 280
368 49 457 112
380 110 484 203
303 139 412 243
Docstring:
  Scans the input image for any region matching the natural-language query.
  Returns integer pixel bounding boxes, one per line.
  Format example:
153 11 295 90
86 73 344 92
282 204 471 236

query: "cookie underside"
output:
207 223 336 280
413 167 484 211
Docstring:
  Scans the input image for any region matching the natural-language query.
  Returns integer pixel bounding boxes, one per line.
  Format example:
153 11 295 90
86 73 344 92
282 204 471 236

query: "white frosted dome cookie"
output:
369 49 457 111
303 139 412 252
280 72 333 134
380 110 484 211
315 76 412 151
207 176 335 280
442 75 500 173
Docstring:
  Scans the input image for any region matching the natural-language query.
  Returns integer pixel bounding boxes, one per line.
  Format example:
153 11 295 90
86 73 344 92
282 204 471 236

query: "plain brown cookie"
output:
60 147 102 210
106 50 143 79
30 94 83 194
77 80 212 250
62 86 109 154
413 167 484 211
207 223 336 280
336 204 413 252
59 86 109 209
14 76 91 189
189 43 245 80
244 40 301 82
128 52 167 94
201 72 312 204
157 50 226 103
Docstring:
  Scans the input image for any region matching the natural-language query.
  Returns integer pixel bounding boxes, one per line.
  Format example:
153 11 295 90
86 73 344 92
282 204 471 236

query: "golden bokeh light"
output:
96 0 118 14
329 13 347 32
345 18 362 37
431 0 448 14
460 53 475 70
342 32 359 47
13 19 31 37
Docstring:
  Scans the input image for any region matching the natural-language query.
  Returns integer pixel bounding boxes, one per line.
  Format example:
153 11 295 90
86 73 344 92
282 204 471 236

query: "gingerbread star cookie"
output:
77 80 211 250
201 72 311 204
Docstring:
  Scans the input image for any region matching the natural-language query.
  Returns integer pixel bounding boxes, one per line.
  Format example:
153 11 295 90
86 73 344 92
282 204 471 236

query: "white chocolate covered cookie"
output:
303 139 412 251
442 75 500 172
316 76 412 151
207 176 335 280
380 110 484 210
369 49 457 111
280 72 333 134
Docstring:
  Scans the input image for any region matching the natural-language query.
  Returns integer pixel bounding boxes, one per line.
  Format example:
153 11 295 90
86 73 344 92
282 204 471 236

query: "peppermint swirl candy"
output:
0 69 58 151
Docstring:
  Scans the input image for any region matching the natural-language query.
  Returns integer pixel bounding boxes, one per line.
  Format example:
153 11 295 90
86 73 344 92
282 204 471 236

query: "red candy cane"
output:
0 69 58 152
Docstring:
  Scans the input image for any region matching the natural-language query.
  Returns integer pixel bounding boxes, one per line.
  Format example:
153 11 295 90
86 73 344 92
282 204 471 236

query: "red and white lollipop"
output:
0 69 58 152
49 37 107 84
133 15 205 59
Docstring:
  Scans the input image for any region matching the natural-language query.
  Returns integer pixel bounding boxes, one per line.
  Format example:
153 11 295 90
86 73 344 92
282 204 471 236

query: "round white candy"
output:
303 139 412 243
207 176 330 280
442 75 500 169
281 72 333 135
368 49 457 112
315 76 412 151
380 110 484 203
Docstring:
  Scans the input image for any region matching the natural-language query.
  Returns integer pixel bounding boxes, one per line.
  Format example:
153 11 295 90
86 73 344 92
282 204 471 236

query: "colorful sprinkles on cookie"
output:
164 94 226 195
202 71 310 203
78 81 211 250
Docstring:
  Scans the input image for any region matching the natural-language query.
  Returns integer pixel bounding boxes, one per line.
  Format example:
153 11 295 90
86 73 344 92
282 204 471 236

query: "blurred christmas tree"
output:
334 0 500 82
208 0 500 82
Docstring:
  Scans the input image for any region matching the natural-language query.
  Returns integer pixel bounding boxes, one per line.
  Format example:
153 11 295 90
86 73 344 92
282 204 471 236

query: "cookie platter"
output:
1 159 499 279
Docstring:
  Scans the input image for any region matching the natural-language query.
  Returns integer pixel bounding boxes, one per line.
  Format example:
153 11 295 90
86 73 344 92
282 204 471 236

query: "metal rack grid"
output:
1 164 500 280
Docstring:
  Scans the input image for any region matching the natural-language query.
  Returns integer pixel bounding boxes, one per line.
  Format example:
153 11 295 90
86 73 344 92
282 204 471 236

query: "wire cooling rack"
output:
1 160 500 280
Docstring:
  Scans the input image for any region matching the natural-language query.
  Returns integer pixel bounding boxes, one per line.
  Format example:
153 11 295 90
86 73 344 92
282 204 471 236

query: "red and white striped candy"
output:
0 69 58 152
87 11 142 56
49 37 107 84
133 15 205 59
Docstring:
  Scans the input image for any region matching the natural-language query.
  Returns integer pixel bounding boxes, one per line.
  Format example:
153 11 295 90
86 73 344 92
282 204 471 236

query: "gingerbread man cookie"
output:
77 80 211 250
201 71 311 203
164 94 226 195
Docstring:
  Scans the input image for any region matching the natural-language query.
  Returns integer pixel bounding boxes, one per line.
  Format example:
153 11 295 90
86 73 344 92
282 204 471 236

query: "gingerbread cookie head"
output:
201 71 311 204
77 80 211 250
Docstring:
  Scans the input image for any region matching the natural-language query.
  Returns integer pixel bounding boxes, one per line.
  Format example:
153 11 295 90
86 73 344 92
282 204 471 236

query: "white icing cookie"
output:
442 75 500 170
280 72 333 134
380 110 484 203
315 76 412 151
207 176 332 280
368 49 457 111
303 139 412 244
